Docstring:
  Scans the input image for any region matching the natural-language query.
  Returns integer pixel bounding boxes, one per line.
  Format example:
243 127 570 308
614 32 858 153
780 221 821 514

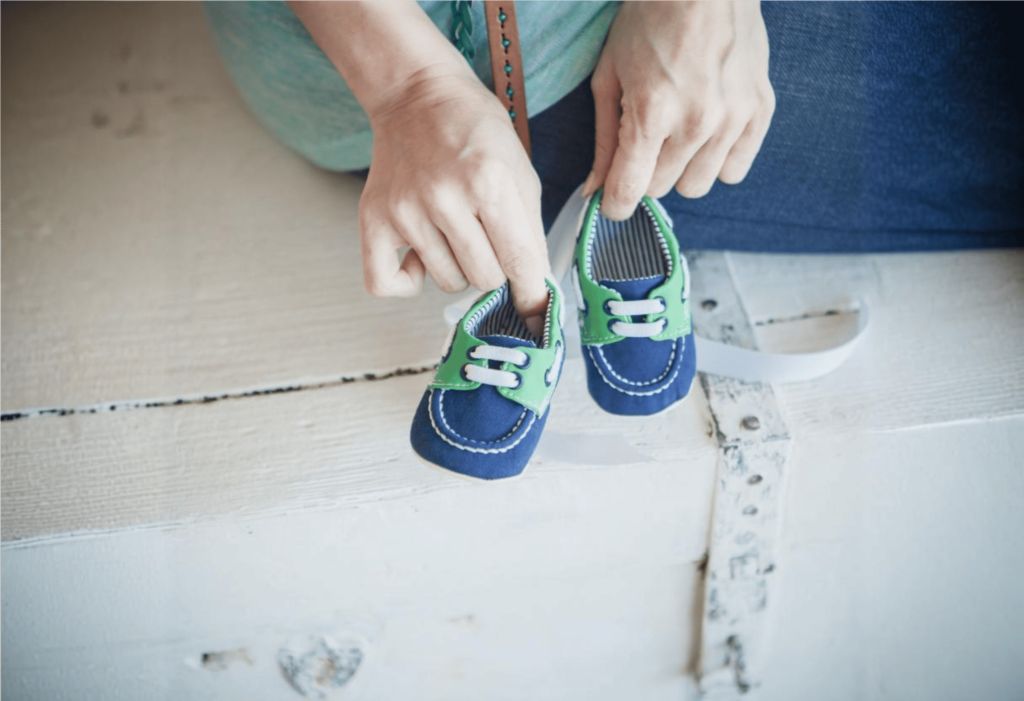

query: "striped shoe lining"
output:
465 284 544 347
589 201 671 282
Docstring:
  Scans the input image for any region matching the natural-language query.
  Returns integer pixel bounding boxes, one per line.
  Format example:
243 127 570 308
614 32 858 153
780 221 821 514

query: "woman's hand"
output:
585 1 775 220
290 1 549 330
361 65 549 329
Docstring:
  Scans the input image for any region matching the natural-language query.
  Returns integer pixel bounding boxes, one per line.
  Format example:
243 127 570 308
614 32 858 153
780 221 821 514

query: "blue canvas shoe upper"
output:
411 280 565 481
573 190 696 416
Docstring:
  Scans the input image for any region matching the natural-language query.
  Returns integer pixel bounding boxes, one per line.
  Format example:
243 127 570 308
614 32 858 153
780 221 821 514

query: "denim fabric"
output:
530 2 1024 252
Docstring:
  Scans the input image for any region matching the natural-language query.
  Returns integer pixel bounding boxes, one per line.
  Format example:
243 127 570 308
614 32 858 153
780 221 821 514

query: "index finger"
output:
478 188 550 332
601 121 665 221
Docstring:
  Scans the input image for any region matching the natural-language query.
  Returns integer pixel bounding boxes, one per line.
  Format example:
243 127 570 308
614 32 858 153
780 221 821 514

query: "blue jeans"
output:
530 2 1024 252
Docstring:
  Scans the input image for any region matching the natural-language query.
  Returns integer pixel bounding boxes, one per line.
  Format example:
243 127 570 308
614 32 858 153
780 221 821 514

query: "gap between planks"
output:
0 365 436 423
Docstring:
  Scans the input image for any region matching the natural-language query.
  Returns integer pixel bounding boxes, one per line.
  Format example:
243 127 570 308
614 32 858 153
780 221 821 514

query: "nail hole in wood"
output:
741 415 761 431
701 298 718 311
748 474 763 485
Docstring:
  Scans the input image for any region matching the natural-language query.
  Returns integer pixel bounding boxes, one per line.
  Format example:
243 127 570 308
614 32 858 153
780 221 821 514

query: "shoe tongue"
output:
599 275 666 301
478 334 537 350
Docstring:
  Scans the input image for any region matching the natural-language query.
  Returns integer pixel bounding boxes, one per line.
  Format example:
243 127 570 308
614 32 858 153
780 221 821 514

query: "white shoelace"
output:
607 298 668 338
464 345 529 388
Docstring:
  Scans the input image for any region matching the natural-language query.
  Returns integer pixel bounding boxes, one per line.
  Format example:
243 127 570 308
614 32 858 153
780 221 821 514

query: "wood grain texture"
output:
4 520 706 701
728 251 1024 434
1 361 719 542
1 2 456 411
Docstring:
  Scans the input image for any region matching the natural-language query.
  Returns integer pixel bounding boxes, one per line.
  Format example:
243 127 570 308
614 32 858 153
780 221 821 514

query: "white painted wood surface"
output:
2 1 454 410
4 3 1024 701
731 251 1024 433
2 5 716 699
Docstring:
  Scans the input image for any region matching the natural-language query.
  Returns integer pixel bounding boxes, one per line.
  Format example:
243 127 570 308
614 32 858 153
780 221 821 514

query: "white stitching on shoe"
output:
587 338 684 397
593 340 676 387
428 389 537 454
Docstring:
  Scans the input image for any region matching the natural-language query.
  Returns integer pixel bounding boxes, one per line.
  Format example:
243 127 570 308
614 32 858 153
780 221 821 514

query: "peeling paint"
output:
278 636 364 699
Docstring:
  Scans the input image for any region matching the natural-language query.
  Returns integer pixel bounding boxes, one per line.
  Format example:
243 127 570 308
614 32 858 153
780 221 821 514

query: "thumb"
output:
585 69 622 197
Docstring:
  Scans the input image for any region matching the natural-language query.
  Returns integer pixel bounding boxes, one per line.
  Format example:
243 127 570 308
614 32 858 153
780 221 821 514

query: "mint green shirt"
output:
205 1 619 170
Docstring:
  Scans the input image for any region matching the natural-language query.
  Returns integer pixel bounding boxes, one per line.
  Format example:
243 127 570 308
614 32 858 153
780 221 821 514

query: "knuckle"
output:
364 272 392 297
606 176 644 205
677 174 714 199
466 161 505 204
387 193 418 228
684 103 723 141
624 98 670 141
470 267 507 292
500 249 532 278
718 160 749 185
436 276 468 294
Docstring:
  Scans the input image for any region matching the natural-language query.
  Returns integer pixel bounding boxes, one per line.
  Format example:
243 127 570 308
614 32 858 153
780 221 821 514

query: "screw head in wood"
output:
741 415 761 431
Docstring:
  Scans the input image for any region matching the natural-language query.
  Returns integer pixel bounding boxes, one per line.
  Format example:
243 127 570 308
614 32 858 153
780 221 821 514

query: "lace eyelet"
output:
607 319 619 333
517 354 532 370
603 300 614 315
466 345 479 361
511 372 523 389
656 296 667 312
460 364 472 381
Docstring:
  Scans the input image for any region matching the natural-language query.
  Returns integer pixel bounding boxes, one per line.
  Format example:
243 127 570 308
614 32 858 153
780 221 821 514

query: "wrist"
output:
290 1 478 122
365 61 482 127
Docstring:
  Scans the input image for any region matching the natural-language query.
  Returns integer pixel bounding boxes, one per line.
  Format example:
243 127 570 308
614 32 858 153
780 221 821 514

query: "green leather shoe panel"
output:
574 190 692 346
429 280 565 415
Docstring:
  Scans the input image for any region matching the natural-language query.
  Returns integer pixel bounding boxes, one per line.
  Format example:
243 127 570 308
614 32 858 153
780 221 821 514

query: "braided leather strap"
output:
483 1 531 157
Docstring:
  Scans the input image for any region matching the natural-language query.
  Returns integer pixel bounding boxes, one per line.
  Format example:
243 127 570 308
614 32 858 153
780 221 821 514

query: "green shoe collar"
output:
429 280 566 415
574 190 692 345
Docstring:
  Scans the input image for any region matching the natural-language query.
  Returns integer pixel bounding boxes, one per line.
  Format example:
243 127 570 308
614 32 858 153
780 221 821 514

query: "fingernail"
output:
581 171 595 197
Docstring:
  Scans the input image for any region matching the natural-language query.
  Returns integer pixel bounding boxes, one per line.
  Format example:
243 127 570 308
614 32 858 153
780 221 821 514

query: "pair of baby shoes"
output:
411 189 696 481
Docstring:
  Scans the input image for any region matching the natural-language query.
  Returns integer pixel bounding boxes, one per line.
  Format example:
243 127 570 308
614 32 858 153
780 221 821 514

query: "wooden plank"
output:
1 2 457 411
687 251 791 698
3 525 705 701
728 251 1024 434
752 418 1024 700
1 359 719 541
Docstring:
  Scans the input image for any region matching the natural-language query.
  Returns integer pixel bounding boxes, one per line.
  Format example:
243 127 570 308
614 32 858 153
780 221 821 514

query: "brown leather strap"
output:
484 1 531 158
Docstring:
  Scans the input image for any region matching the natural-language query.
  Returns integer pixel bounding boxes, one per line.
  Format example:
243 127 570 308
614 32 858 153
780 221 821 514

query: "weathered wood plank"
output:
753 418 1024 700
728 251 1024 434
1 359 718 541
1 2 458 411
3 526 704 701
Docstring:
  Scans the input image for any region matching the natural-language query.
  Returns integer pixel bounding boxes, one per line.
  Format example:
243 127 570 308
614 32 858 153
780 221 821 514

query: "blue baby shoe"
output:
572 189 696 416
411 280 566 481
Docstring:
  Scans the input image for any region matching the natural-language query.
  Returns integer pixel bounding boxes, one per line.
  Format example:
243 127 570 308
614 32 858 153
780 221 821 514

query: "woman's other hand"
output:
585 1 775 220
292 2 549 330
361 65 548 328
